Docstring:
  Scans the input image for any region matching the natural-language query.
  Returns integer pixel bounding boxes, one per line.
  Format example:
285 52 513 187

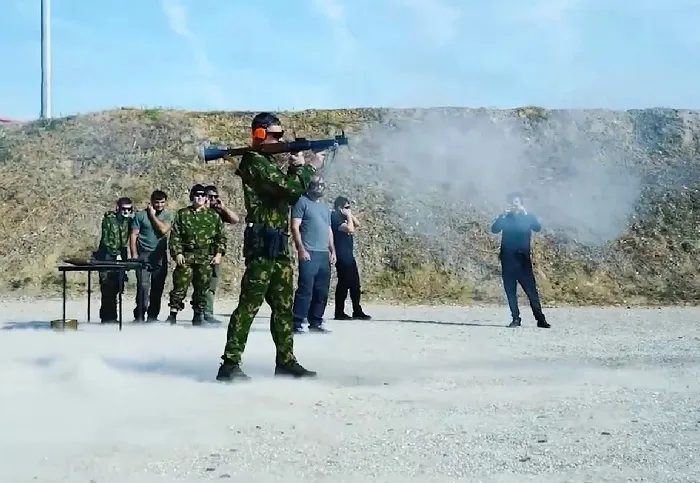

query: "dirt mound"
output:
1 106 699 305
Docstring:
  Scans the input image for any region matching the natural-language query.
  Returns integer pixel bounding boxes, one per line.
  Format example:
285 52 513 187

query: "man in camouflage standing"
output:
167 184 227 326
216 112 324 382
203 184 240 323
95 197 133 324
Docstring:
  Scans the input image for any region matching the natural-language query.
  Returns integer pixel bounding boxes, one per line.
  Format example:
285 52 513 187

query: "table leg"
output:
87 270 92 323
62 271 67 329
118 269 123 331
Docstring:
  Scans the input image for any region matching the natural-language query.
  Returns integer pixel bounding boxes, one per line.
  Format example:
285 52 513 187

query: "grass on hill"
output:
0 106 699 306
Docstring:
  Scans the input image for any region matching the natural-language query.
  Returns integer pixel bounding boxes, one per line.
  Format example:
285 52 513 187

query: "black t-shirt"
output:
331 210 355 264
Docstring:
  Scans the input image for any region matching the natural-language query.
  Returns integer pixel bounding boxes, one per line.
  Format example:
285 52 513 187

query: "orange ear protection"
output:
252 127 267 140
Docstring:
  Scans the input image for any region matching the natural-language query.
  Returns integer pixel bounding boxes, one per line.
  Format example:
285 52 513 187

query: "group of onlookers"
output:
95 183 370 328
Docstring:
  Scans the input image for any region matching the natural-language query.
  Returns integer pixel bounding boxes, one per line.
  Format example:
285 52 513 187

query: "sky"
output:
0 0 698 120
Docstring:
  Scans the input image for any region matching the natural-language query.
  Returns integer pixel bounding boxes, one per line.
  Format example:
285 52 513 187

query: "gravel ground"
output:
0 299 699 483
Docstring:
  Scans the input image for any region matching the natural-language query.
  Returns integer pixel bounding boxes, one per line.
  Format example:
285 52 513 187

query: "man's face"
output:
307 176 326 198
509 196 523 211
151 197 167 212
118 203 133 218
264 124 284 144
207 190 220 207
192 191 208 208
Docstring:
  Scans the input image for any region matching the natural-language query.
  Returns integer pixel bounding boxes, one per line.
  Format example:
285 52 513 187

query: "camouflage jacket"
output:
169 205 227 263
237 151 316 231
98 211 131 257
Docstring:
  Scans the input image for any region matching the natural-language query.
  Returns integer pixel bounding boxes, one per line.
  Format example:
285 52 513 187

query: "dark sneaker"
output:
146 316 158 323
334 313 352 320
216 362 250 382
537 320 551 329
508 317 522 328
293 325 305 334
101 319 118 324
134 317 146 323
274 361 317 378
166 312 177 325
352 312 372 320
308 323 330 333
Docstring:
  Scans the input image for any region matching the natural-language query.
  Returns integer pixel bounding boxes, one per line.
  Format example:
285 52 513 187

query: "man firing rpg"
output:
217 112 323 382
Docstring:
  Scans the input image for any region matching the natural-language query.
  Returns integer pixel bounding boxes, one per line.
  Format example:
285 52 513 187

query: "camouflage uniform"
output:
168 206 227 319
219 151 316 374
96 211 131 322
205 257 221 317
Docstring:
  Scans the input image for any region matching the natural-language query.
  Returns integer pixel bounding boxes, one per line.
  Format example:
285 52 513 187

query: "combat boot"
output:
166 312 177 325
192 312 205 326
274 361 317 379
536 318 551 329
216 362 250 382
204 314 222 324
508 317 521 328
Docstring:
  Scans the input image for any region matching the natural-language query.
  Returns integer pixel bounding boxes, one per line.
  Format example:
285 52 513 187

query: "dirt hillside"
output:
0 106 698 305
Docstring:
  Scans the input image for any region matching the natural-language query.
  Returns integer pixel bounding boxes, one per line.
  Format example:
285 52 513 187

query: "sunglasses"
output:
119 206 133 213
207 194 219 200
193 193 207 199
268 131 284 140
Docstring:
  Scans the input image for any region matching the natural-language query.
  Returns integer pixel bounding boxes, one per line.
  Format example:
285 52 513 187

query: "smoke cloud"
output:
325 109 642 255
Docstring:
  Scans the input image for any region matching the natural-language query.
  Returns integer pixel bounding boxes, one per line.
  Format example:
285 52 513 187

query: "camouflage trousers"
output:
205 263 221 316
221 256 296 366
168 261 214 314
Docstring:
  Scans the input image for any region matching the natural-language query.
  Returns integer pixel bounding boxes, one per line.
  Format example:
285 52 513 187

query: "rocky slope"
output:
0 106 698 305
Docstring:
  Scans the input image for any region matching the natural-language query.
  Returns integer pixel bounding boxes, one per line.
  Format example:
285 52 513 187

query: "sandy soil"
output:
0 298 699 482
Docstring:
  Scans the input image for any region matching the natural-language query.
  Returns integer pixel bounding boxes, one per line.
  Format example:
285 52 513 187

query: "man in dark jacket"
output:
491 192 551 329
331 196 371 320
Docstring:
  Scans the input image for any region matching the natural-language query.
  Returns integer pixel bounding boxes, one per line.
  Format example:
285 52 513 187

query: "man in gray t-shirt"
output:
290 175 336 333
129 190 175 322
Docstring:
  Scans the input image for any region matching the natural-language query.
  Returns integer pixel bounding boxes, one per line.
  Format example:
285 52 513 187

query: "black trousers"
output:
334 259 363 315
98 252 126 322
500 252 545 322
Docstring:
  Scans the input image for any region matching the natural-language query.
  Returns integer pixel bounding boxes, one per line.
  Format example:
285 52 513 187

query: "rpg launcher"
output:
198 132 349 163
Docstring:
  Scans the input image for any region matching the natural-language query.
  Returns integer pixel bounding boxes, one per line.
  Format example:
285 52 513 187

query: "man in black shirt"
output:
330 196 371 320
491 192 551 329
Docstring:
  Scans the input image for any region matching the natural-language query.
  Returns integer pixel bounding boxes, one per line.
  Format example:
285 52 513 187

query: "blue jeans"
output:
292 251 331 328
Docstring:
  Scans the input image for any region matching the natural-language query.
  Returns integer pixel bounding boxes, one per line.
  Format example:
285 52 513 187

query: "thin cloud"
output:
160 0 225 107
388 0 462 48
309 0 355 54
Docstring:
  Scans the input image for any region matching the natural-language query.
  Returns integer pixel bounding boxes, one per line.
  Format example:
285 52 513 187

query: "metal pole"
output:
40 0 52 119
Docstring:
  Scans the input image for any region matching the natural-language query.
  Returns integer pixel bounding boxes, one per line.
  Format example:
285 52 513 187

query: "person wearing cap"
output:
491 191 550 329
217 112 323 382
331 196 371 320
167 184 227 326
95 197 134 324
